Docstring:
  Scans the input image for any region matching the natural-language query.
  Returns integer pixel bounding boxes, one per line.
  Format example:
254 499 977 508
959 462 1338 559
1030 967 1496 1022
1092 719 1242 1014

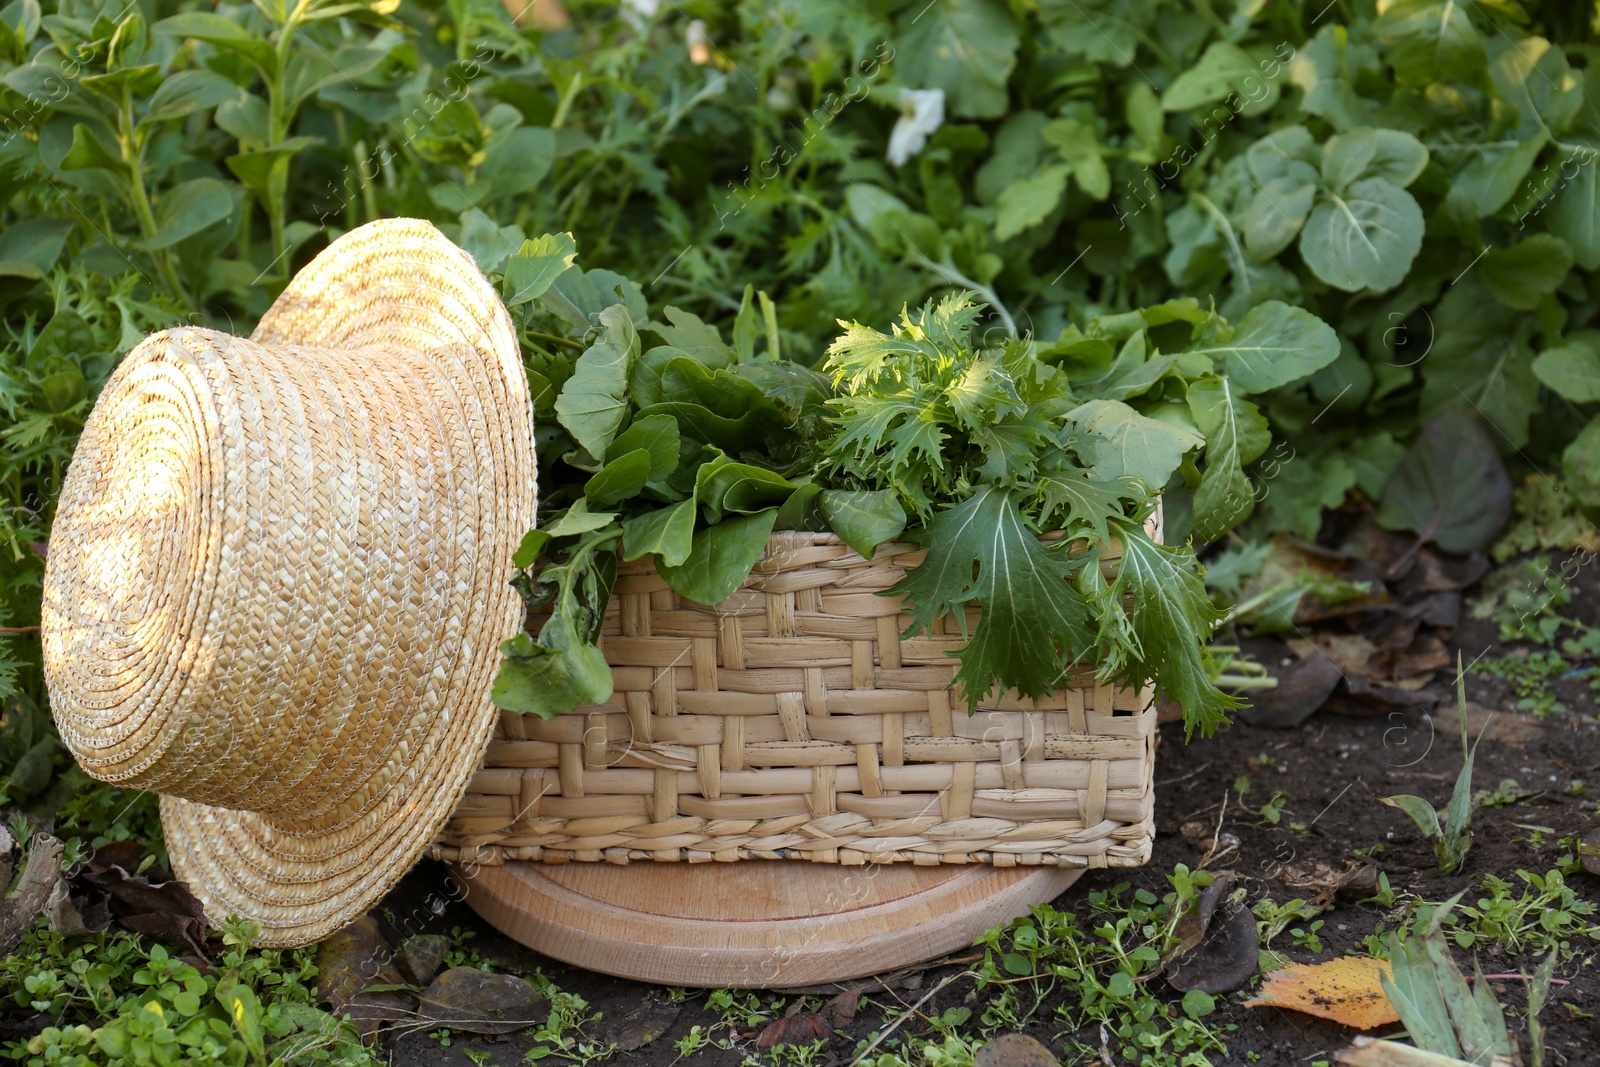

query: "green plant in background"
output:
1382 659 1482 875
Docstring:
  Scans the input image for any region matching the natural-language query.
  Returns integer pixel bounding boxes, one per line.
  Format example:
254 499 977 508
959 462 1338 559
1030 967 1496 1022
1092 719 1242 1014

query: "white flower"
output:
620 0 658 31
887 88 944 167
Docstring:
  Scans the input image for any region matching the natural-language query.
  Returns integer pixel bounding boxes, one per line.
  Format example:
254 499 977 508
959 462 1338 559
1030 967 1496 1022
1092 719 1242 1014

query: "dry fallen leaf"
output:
1246 956 1399 1030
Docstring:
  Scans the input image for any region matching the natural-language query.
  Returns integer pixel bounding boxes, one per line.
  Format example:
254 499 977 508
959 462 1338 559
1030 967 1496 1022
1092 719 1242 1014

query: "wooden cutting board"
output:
449 860 1081 987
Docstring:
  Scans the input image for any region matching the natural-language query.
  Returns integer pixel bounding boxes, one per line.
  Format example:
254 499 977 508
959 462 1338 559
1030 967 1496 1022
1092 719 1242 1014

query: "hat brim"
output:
161 219 534 946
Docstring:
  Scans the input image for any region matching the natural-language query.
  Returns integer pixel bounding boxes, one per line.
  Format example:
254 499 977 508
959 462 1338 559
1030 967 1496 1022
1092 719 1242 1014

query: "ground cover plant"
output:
1 0 1600 1064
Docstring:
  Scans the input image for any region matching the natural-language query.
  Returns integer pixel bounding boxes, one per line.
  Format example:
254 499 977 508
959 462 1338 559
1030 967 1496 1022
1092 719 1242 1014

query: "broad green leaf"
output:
1246 126 1321 184
818 489 906 559
1380 794 1443 842
892 485 1094 709
698 462 797 523
1301 178 1424 292
1067 398 1203 490
1490 36 1584 137
143 69 240 124
652 306 733 366
1420 284 1540 448
1533 343 1600 402
1244 176 1315 259
1376 409 1512 554
1449 131 1548 217
0 218 71 274
1108 527 1239 738
893 0 1019 119
478 125 556 202
544 264 648 331
994 164 1069 240
1564 414 1600 520
140 178 234 250
543 500 619 537
1373 0 1484 87
503 232 577 306
1256 454 1357 540
658 508 779 605
493 625 613 719
622 496 698 569
512 529 551 570
60 124 125 176
555 304 638 460
1548 140 1600 268
1290 25 1378 131
1162 41 1278 116
584 449 653 507
1321 127 1429 190
1185 301 1341 394
608 413 680 478
154 12 279 77
459 208 525 274
1481 234 1573 310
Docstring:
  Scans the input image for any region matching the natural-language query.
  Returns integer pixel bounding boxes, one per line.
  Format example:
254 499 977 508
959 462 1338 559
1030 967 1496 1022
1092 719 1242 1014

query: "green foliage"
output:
970 875 1234 1067
0 918 375 1066
1444 869 1600 955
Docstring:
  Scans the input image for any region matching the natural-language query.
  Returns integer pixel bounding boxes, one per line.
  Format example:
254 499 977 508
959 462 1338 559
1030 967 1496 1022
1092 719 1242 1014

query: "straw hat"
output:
41 218 535 946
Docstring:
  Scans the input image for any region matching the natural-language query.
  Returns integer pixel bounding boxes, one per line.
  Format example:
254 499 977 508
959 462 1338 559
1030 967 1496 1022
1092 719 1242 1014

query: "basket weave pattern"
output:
434 518 1160 869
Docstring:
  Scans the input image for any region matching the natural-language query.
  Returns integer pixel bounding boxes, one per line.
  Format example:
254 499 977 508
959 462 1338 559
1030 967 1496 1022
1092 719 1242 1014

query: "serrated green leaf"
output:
1107 527 1239 738
892 485 1094 710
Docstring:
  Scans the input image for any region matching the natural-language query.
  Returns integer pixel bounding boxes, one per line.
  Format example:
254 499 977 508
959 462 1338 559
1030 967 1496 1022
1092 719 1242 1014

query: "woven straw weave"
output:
42 219 535 946
432 514 1160 869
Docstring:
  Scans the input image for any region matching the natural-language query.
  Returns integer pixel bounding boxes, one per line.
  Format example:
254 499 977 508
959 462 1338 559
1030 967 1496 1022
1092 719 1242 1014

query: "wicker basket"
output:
430 514 1162 869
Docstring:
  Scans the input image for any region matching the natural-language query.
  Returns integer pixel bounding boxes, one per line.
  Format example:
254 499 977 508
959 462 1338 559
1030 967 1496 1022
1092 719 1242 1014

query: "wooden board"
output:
450 860 1082 987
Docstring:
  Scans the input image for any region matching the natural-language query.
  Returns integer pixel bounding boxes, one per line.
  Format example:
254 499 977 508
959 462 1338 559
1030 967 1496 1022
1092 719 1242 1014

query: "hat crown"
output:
43 327 487 822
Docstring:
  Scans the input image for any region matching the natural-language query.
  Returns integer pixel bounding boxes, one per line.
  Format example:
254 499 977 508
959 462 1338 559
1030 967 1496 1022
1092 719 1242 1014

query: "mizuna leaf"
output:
1246 957 1399 1029
1106 526 1239 738
891 485 1094 710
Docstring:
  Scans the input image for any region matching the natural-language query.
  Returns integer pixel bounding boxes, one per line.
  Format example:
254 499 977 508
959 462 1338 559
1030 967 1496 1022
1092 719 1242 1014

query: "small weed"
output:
1382 659 1481 874
465 1049 494 1066
432 1029 455 1047
1253 898 1328 949
444 926 497 972
1444 869 1600 955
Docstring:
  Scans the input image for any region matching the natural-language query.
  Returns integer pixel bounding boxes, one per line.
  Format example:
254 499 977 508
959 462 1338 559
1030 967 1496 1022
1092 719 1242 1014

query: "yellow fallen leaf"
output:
1246 956 1399 1030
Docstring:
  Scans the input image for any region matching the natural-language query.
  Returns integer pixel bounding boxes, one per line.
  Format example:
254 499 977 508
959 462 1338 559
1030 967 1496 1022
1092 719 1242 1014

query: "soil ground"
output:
378 562 1600 1067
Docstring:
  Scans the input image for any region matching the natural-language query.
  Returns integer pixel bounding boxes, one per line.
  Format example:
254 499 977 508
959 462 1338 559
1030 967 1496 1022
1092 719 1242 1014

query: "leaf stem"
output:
906 251 1017 338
